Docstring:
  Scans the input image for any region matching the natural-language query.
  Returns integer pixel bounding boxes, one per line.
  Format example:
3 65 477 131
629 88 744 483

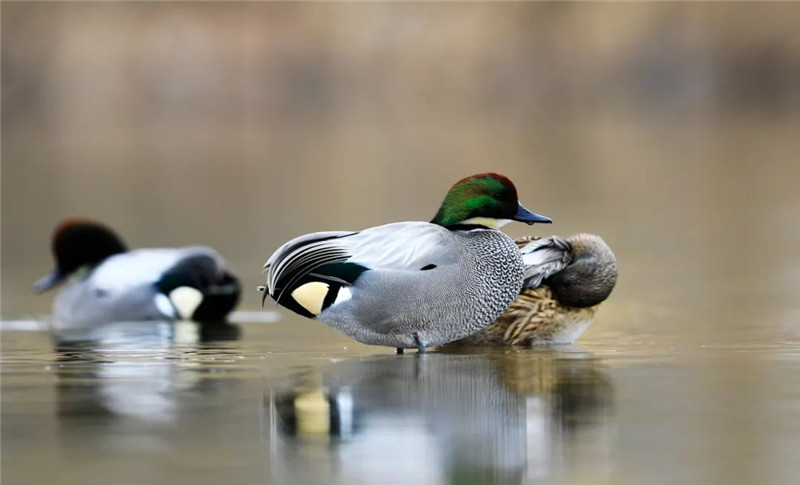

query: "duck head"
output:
548 234 618 308
431 173 552 229
34 219 128 293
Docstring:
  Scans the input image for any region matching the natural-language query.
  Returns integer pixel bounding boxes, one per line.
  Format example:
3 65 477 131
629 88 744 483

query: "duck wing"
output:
517 236 573 288
262 222 456 309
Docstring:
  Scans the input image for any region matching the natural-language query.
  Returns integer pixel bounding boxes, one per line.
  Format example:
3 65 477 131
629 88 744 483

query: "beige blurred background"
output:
3 2 799 328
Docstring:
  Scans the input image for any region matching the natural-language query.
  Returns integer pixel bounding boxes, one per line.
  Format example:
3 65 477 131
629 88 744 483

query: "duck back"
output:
319 228 524 349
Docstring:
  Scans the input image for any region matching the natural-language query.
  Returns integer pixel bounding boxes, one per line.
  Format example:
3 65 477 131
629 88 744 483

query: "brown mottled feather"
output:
455 286 597 346
450 233 616 347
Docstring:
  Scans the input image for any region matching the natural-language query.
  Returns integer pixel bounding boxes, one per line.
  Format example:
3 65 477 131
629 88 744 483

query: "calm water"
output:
3 298 800 485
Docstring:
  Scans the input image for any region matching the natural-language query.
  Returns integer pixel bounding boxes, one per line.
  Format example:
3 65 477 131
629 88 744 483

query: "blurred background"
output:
4 4 800 485
3 2 799 330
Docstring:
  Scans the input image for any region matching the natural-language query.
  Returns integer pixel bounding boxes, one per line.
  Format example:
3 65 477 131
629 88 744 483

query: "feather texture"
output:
452 233 617 347
263 222 525 349
263 222 462 306
264 231 356 298
517 236 573 288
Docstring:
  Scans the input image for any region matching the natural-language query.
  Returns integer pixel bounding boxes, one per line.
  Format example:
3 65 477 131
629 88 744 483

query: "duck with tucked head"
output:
260 173 552 353
455 233 618 346
35 219 241 327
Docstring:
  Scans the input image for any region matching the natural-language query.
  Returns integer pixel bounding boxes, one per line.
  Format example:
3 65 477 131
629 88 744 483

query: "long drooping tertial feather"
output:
263 231 356 305
263 223 464 308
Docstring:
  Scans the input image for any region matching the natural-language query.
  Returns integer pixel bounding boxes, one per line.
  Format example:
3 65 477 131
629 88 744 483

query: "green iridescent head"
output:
431 173 552 228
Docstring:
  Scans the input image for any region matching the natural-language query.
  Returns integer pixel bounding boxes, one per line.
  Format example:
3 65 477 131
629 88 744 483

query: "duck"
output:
35 218 241 327
453 233 617 346
260 173 552 353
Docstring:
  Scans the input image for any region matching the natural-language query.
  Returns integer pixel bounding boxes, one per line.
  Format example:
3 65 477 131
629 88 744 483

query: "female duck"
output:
35 219 240 327
455 234 617 346
261 173 552 352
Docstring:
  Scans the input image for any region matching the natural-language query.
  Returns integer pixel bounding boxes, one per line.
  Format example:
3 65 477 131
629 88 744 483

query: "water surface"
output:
4 302 800 485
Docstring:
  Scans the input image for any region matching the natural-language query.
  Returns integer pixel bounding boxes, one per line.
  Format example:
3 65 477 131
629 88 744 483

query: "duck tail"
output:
155 252 241 322
546 234 618 308
262 231 363 317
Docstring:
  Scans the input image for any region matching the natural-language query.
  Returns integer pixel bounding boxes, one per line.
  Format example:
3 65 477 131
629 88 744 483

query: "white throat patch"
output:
460 217 512 229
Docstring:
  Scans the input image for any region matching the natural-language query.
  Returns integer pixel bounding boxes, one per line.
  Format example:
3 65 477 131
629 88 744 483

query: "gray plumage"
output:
263 222 525 349
453 233 618 347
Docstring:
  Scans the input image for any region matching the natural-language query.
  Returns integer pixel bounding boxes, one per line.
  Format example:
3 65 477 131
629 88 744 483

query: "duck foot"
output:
396 347 404 355
414 333 426 354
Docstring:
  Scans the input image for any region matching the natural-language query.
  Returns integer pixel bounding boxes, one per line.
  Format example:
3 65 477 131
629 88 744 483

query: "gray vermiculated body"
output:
452 234 618 347
318 228 524 348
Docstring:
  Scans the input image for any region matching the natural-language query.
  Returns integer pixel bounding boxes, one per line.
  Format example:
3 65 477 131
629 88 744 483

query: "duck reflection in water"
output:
267 349 613 485
49 319 248 476
53 320 240 422
51 318 241 347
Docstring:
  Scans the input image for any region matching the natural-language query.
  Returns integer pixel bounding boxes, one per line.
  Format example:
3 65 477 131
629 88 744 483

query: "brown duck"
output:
454 234 617 346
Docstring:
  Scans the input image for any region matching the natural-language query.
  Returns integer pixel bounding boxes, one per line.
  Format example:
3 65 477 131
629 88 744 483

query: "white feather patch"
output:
291 282 330 316
91 249 185 293
333 287 352 306
169 286 204 320
461 217 511 228
154 293 178 319
521 247 562 267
